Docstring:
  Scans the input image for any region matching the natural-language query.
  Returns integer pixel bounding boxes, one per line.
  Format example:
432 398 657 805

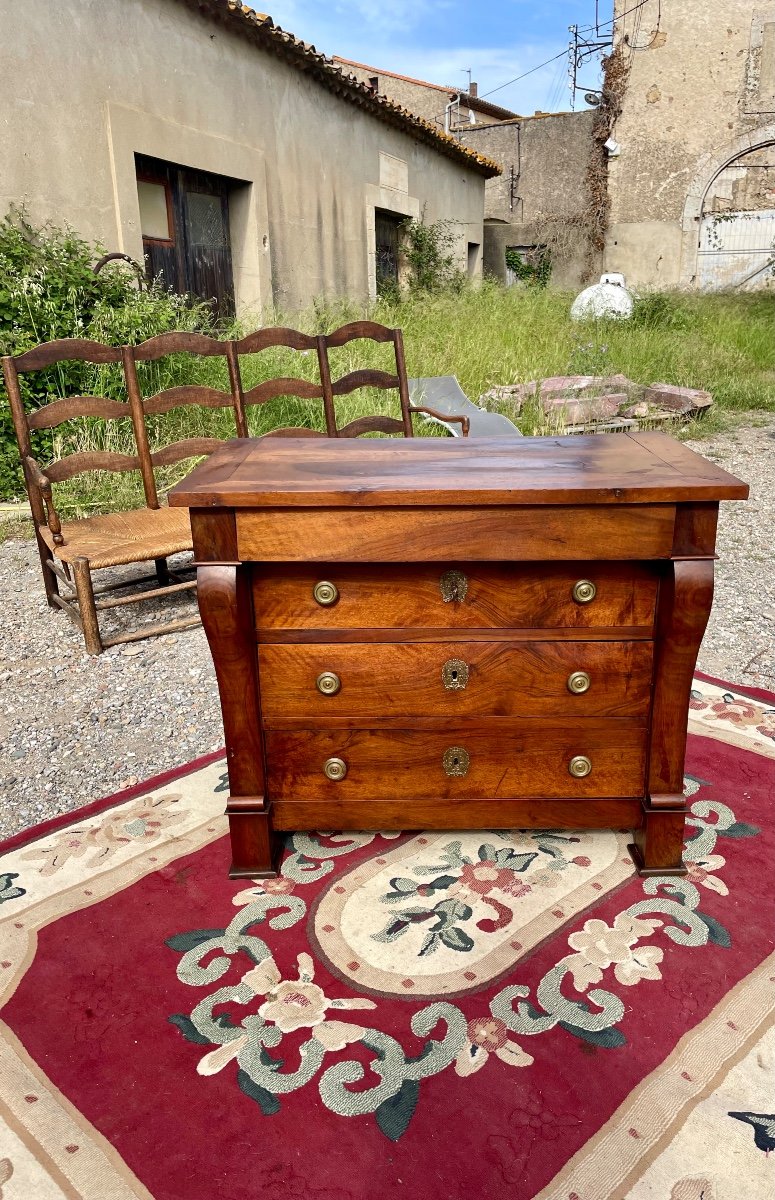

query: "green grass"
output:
13 284 775 517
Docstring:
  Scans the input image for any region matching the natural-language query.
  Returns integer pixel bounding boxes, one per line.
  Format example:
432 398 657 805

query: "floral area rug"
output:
1 672 774 1200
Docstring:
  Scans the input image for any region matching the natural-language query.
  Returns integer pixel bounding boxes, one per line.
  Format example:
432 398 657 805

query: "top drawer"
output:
253 562 659 633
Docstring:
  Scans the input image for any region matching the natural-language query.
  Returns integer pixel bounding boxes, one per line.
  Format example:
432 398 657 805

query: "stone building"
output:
604 0 775 289
459 111 599 289
332 57 596 289
332 59 518 133
1 0 498 315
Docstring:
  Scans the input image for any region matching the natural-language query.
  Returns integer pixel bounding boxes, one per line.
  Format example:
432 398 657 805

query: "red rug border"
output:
2 673 772 859
693 668 775 706
0 748 226 856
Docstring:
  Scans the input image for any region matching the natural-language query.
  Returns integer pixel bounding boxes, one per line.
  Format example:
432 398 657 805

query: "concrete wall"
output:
461 111 597 288
604 0 775 288
1 0 487 313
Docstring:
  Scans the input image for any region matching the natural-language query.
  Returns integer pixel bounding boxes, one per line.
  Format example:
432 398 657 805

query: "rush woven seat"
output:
38 506 192 569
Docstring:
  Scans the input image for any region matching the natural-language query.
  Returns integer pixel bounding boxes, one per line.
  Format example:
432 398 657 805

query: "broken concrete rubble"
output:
644 383 713 413
478 375 714 434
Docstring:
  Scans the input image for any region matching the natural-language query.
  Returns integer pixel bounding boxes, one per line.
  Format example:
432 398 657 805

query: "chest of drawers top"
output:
171 431 748 567
172 430 746 512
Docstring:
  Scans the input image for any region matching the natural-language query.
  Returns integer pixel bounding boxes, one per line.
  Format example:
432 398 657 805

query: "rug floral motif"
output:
0 677 773 1200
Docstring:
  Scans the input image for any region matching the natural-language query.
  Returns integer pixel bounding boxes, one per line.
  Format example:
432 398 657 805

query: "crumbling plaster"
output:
604 0 775 288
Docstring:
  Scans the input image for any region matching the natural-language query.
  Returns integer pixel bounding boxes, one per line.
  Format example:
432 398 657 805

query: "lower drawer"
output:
265 721 647 801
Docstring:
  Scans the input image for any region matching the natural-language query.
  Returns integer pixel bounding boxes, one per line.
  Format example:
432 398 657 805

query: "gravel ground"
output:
1 418 773 841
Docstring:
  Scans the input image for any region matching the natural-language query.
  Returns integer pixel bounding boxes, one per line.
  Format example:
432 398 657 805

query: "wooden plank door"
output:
135 155 235 318
375 210 402 294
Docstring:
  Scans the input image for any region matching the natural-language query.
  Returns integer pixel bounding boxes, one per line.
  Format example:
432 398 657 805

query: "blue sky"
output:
260 1 610 114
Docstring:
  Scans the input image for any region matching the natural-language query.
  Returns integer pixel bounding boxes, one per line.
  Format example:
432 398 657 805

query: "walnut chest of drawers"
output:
169 432 748 878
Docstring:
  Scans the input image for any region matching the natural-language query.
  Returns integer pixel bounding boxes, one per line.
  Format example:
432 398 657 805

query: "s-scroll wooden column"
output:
631 548 715 876
197 562 280 877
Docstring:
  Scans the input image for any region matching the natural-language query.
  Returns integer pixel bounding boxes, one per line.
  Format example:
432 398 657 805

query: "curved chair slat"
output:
150 439 224 466
46 451 142 482
244 378 324 405
143 386 234 415
331 369 399 397
324 321 396 347
234 327 318 354
133 332 229 361
260 427 328 438
12 339 124 370
28 396 130 429
337 415 405 438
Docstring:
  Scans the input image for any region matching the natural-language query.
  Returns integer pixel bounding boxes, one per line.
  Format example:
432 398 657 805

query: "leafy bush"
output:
505 246 552 288
0 209 209 498
400 215 465 293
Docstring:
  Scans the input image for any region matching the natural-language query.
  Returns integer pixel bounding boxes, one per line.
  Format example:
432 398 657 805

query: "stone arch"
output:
679 123 775 285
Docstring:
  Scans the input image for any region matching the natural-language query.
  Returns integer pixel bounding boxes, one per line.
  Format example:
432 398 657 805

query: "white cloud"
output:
258 3 596 113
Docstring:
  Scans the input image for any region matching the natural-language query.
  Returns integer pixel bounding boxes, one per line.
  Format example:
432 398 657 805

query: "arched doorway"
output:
681 126 775 289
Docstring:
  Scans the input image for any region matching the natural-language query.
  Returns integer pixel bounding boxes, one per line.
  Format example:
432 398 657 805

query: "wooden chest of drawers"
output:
169 432 747 878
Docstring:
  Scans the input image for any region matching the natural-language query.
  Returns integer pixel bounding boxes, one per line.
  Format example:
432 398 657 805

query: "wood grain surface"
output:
258 640 653 719
265 721 647 801
252 562 659 630
169 431 750 509
272 796 644 832
237 505 676 562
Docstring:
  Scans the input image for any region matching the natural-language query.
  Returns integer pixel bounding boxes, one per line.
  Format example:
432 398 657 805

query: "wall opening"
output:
135 153 238 317
375 209 404 294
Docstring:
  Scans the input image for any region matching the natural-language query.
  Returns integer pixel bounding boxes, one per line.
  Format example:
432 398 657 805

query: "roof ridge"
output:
175 1 501 176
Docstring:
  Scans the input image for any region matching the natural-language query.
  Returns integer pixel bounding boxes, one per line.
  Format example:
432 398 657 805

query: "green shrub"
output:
504 247 552 288
400 215 465 293
0 208 210 498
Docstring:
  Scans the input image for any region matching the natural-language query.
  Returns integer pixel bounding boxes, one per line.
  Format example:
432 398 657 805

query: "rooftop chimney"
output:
469 82 478 97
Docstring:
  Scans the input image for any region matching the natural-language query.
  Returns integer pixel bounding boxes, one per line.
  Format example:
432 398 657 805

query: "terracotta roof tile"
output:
175 0 502 176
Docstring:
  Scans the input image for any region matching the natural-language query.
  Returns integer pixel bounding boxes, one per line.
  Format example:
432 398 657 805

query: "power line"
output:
482 1 656 105
481 48 569 99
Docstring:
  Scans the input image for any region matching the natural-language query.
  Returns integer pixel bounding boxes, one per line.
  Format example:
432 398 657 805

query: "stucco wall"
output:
462 111 597 287
1 0 486 312
604 0 775 288
334 61 449 129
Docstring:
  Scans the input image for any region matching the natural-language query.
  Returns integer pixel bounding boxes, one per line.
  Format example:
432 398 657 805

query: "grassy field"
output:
8 284 775 521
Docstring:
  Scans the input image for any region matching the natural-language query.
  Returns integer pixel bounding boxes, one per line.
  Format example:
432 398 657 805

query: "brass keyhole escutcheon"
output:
313 580 339 607
316 671 341 696
443 746 470 777
569 755 592 778
572 579 597 605
323 757 347 781
567 670 591 695
442 658 469 691
439 569 468 603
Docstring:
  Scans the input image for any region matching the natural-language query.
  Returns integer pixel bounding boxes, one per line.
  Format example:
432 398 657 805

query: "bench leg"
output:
72 556 103 656
35 530 60 608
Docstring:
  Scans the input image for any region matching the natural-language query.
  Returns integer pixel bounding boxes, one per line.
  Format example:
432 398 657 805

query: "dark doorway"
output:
135 154 236 318
375 209 403 295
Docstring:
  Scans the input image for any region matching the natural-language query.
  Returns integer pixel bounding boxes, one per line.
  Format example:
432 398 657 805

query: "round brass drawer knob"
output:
569 755 592 778
567 670 591 695
313 580 339 607
323 757 347 781
572 579 597 604
316 671 341 696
